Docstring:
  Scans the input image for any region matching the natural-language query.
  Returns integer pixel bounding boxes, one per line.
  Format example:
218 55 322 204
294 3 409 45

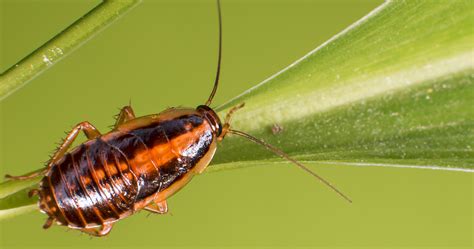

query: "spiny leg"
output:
5 121 101 180
79 223 113 237
114 106 136 128
144 200 168 214
218 103 245 141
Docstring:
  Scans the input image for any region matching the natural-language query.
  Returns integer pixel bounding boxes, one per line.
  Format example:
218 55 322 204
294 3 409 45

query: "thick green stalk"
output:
0 0 141 101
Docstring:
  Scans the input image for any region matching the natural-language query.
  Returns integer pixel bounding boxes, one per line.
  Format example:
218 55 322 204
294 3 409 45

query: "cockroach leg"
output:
155 200 168 214
80 223 113 237
43 217 55 229
28 189 40 197
144 200 168 214
224 103 245 125
5 121 101 180
114 106 136 128
218 103 245 141
5 170 45 181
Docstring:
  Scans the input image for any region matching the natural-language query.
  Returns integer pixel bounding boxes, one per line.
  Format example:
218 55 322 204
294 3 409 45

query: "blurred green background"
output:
0 0 472 248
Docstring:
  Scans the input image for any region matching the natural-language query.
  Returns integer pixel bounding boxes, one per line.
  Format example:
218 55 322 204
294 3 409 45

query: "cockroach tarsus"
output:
6 0 351 237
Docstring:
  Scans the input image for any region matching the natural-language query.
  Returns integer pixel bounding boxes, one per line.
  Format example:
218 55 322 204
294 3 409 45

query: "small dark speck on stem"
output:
271 124 284 135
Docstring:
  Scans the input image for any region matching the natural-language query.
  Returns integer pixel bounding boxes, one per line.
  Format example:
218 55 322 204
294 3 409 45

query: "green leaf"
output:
212 0 474 172
1 0 472 220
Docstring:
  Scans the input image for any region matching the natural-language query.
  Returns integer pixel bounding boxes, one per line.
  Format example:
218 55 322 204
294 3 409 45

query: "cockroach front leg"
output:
144 200 168 214
114 106 136 128
79 223 113 237
5 121 101 180
218 103 245 141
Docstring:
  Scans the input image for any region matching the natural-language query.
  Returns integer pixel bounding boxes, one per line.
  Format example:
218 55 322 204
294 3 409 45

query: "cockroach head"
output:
196 105 222 137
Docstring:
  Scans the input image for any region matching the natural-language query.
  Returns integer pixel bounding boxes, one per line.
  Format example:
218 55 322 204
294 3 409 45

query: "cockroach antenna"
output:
228 129 353 203
205 0 222 107
203 0 351 203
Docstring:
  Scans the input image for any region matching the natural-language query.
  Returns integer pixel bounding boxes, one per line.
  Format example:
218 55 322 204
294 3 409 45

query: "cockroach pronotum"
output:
6 0 351 237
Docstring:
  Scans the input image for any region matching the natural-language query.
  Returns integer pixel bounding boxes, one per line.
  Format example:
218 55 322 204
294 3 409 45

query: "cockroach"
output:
6 0 351 237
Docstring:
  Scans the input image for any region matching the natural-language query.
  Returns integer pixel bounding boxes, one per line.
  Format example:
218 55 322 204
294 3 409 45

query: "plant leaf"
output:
0 178 40 220
212 0 474 172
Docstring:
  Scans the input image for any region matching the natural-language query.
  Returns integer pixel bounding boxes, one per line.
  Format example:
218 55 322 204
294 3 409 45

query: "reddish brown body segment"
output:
36 107 220 234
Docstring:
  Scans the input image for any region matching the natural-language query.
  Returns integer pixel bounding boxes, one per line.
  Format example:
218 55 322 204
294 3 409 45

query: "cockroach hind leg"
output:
8 122 102 181
144 200 168 214
79 224 113 237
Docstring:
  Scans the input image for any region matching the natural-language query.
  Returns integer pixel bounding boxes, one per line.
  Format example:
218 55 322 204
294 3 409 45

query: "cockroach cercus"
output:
6 0 351 237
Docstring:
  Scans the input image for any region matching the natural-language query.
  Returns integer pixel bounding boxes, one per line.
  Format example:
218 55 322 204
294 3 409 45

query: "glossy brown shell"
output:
37 108 218 228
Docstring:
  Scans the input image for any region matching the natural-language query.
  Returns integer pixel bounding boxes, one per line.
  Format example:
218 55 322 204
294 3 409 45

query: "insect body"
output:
30 107 221 236
6 0 350 237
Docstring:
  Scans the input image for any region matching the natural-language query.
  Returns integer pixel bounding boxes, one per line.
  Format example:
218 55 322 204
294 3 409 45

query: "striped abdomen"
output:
38 109 217 228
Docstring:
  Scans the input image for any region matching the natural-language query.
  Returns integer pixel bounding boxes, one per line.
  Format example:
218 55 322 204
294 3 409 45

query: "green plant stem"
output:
0 0 141 101
0 174 41 199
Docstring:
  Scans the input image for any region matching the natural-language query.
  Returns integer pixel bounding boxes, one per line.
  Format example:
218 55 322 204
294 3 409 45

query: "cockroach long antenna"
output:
228 129 352 203
205 0 222 107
